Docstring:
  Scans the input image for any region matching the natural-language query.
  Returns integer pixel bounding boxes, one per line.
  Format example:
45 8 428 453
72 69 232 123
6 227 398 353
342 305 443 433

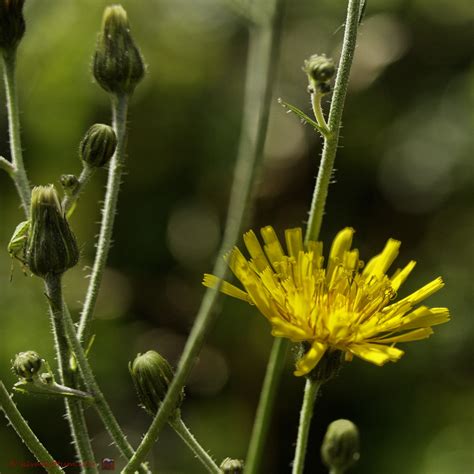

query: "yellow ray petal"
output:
371 327 433 344
285 228 304 259
270 318 310 341
327 227 354 282
202 274 252 303
348 343 404 366
243 230 270 272
398 307 450 331
294 341 327 376
363 239 400 280
397 277 445 306
390 260 416 291
260 226 285 268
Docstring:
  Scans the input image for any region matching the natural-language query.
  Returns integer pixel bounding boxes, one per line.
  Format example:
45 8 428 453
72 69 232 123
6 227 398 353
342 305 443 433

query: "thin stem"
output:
305 0 361 244
170 417 220 474
292 378 321 474
0 381 64 474
2 50 31 215
44 274 150 474
44 275 98 473
311 91 329 136
244 337 288 474
122 1 285 471
77 94 128 343
248 1 361 471
62 165 96 217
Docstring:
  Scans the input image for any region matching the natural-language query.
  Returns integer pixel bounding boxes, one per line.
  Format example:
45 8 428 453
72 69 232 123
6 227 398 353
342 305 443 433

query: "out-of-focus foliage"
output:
0 0 472 472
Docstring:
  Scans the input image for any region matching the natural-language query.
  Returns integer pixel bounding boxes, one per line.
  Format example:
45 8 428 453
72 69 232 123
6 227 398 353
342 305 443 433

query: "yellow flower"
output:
203 227 449 376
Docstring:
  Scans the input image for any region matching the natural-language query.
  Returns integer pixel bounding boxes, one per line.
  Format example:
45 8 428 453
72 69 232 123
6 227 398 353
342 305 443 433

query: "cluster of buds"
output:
303 54 336 95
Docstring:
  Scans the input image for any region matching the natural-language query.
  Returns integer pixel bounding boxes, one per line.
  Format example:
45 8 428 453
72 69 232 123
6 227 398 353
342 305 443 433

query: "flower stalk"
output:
0 381 64 474
122 0 285 470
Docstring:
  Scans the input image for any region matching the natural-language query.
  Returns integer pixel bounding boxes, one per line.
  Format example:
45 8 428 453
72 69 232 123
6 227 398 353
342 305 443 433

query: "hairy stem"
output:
77 94 128 343
44 274 150 474
244 337 288 474
291 378 321 474
170 417 220 474
44 275 98 473
249 1 361 472
122 1 285 471
305 0 361 244
62 165 96 217
0 381 64 474
2 50 31 214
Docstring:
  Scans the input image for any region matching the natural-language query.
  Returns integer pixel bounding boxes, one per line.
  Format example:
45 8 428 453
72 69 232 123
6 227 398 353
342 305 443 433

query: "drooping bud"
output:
60 174 80 196
12 351 42 381
0 0 26 54
129 350 183 417
219 458 244 474
321 419 360 473
93 5 145 95
27 185 79 277
303 54 335 95
79 124 117 168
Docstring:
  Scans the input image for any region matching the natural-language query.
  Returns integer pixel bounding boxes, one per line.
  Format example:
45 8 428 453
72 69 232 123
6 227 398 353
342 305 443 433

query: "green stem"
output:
311 91 330 136
305 0 361 244
62 165 96 217
244 337 288 474
122 2 285 471
2 50 31 215
170 417 220 474
247 1 361 471
44 274 150 474
291 378 321 474
77 94 128 343
0 381 64 474
44 275 98 473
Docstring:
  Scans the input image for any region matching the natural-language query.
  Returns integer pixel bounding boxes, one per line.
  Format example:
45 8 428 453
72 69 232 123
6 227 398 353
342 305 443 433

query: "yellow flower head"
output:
203 227 449 377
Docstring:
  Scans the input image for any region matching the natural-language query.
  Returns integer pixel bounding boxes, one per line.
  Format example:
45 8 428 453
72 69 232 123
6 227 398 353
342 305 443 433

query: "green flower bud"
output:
129 350 183 417
60 174 80 195
27 185 79 277
79 124 117 168
303 54 335 84
219 458 244 473
12 351 42 381
93 5 145 95
0 0 25 53
321 419 360 473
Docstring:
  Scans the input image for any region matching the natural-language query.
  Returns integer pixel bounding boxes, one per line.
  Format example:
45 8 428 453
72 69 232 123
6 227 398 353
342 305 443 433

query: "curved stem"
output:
305 0 361 244
170 417 220 474
0 381 64 474
292 378 321 474
244 337 288 474
44 274 150 474
248 1 361 472
2 50 31 215
311 91 329 136
45 276 98 473
122 2 285 471
62 165 96 217
77 94 128 343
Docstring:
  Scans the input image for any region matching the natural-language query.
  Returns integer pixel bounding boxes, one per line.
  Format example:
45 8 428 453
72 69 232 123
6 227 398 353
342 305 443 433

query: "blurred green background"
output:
0 0 473 472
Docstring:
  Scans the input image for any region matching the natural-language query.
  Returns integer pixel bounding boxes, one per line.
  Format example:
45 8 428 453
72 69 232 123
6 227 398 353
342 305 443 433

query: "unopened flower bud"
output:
93 5 145 95
219 458 244 473
12 351 42 381
80 124 117 168
0 0 25 53
303 54 335 85
129 350 183 417
321 419 360 473
27 185 79 277
60 174 80 195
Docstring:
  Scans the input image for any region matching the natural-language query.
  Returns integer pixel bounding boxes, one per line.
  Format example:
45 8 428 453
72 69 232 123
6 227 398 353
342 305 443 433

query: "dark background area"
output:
0 0 473 472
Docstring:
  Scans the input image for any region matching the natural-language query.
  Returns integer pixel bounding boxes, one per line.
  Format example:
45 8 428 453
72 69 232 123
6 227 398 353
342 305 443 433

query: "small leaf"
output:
278 98 326 135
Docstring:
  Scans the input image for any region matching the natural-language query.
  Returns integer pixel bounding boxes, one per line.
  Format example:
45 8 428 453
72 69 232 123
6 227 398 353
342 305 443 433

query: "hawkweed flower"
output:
203 227 449 376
